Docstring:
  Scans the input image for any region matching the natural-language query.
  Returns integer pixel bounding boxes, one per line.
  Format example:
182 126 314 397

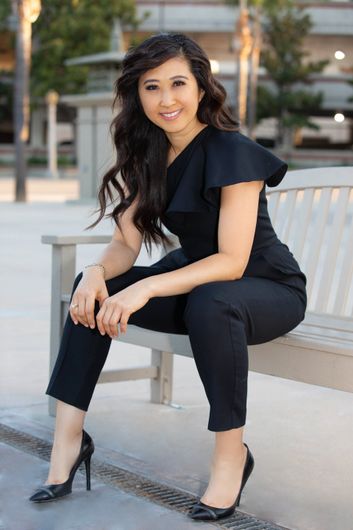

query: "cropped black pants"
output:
46 248 307 431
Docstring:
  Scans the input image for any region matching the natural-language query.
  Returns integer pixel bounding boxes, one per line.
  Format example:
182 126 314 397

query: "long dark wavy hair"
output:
88 32 239 255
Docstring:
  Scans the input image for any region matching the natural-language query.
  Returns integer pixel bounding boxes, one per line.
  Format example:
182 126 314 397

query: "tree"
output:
0 0 143 201
0 0 143 100
224 0 274 136
224 0 329 146
259 1 329 148
0 1 11 26
30 0 142 100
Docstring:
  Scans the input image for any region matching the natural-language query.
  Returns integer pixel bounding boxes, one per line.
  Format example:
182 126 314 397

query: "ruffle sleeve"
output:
165 127 288 215
202 130 287 205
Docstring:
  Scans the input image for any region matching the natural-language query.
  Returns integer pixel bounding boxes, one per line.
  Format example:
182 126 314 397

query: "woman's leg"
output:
46 400 86 484
44 263 189 484
183 276 306 506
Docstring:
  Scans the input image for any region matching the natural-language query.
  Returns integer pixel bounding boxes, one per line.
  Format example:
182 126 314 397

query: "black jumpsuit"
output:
46 125 307 432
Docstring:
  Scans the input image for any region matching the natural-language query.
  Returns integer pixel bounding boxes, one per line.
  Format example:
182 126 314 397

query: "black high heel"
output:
189 442 254 521
29 429 94 503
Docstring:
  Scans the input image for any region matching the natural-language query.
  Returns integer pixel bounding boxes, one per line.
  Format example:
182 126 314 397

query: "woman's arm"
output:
90 192 144 280
143 179 264 297
70 191 143 328
93 179 264 338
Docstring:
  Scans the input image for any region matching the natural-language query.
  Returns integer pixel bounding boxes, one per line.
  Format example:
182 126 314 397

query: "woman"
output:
29 33 307 522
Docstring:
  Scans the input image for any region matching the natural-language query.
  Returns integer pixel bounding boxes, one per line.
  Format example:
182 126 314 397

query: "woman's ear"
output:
199 89 205 102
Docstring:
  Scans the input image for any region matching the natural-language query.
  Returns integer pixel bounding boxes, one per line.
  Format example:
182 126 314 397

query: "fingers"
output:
85 297 96 329
71 293 129 339
119 313 129 335
96 301 129 339
70 295 95 328
96 305 116 338
69 300 79 325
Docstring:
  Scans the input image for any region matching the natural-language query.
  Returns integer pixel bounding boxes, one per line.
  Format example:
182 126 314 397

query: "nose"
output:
160 89 176 108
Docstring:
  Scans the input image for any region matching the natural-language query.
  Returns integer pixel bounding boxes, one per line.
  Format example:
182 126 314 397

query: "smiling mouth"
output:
160 109 182 119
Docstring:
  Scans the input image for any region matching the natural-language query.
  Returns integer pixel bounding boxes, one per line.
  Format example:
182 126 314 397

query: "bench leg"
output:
48 396 57 417
150 349 173 404
48 244 76 417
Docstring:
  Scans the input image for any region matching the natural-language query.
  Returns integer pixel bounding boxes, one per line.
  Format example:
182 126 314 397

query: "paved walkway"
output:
1 178 353 530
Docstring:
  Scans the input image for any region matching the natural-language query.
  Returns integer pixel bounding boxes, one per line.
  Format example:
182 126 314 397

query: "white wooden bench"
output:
43 166 353 416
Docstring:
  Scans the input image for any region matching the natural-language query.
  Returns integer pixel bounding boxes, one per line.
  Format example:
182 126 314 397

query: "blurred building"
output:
1 0 353 188
128 0 353 148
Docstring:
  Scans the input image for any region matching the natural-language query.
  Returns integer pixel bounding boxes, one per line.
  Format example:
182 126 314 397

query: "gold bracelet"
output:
84 263 106 279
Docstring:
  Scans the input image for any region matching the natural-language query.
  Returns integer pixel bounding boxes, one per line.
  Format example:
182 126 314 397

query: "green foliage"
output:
0 70 13 123
224 0 329 144
31 0 138 96
30 0 140 98
259 2 328 144
261 5 328 86
27 154 75 166
256 85 322 129
0 1 11 29
1 0 142 100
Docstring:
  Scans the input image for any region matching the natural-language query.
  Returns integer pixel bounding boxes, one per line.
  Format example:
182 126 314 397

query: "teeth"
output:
161 110 180 117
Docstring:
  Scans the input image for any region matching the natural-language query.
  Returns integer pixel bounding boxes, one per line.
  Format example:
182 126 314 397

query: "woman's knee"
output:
184 282 232 324
183 282 249 340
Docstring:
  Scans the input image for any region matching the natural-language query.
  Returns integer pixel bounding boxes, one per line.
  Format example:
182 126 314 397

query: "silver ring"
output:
71 303 78 309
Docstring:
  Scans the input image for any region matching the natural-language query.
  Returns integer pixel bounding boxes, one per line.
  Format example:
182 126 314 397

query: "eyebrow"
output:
143 75 189 85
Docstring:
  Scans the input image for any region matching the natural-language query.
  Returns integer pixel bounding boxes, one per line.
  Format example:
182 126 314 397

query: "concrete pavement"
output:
1 178 353 530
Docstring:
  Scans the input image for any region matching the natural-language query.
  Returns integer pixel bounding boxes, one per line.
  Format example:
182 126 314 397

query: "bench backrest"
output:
266 166 353 317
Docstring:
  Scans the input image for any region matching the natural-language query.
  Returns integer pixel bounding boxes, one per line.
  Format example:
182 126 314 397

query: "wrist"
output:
83 263 106 279
140 277 156 298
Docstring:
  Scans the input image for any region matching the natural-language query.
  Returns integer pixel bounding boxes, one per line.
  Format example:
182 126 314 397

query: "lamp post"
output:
13 0 41 202
45 90 59 179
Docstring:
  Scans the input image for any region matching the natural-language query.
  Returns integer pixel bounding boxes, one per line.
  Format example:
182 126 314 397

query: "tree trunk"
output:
14 0 32 202
247 6 262 140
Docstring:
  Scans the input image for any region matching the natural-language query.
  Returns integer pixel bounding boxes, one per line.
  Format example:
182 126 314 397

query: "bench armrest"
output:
41 229 180 298
41 235 112 245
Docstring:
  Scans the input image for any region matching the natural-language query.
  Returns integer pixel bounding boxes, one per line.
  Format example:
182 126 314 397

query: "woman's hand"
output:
70 268 109 328
96 280 152 338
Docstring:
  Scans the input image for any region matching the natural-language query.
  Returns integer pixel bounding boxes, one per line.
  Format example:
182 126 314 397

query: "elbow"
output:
224 256 247 281
230 269 245 281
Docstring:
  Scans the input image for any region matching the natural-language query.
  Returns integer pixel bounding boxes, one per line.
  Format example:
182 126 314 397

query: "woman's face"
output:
137 56 205 135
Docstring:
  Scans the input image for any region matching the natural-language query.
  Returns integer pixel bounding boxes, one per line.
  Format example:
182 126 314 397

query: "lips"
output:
160 109 182 120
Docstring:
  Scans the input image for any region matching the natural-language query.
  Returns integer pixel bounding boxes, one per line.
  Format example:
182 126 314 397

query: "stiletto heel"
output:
85 454 92 491
189 442 254 521
29 429 95 503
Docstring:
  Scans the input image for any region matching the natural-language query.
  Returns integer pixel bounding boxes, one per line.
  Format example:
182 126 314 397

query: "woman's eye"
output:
146 79 185 90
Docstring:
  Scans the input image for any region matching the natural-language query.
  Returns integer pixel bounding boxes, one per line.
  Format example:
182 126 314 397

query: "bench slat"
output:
98 366 158 383
267 192 281 225
278 189 297 243
315 187 351 313
292 188 315 261
333 205 353 316
304 187 332 304
272 167 353 192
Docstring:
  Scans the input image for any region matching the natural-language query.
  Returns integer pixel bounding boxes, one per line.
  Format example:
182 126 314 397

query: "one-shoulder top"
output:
160 124 307 299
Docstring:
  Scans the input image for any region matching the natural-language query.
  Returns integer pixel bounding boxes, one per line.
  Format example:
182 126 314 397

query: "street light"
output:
13 0 41 202
334 113 345 123
334 50 345 61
